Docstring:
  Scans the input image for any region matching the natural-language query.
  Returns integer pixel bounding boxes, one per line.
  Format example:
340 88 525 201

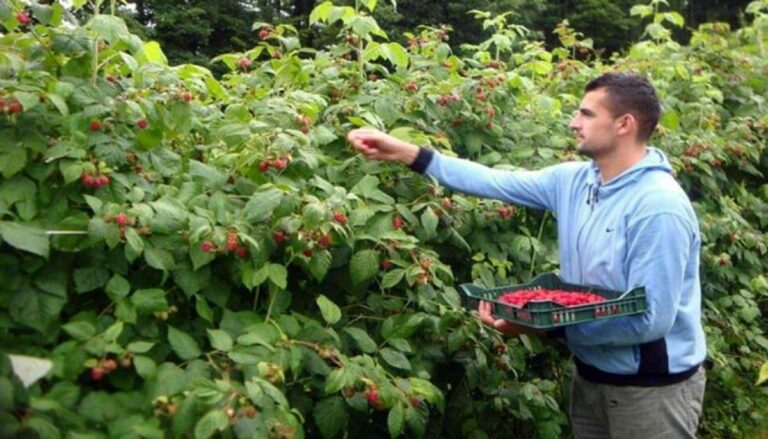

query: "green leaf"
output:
387 42 409 70
103 321 124 341
124 227 144 255
349 249 379 285
316 295 341 325
194 409 228 439
133 355 157 379
309 250 332 282
145 247 176 271
154 363 186 397
86 15 130 44
61 321 95 341
313 396 348 438
309 1 334 24
388 404 405 437
380 347 411 370
0 221 49 258
127 341 155 354
0 148 26 178
106 274 131 298
266 263 287 289
758 361 768 386
421 208 438 239
243 188 283 223
73 266 109 294
381 269 405 288
138 41 168 66
167 326 201 360
207 329 233 352
131 289 168 313
660 110 680 131
344 327 376 353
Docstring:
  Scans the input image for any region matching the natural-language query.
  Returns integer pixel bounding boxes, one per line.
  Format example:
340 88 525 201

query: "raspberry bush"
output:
0 0 767 438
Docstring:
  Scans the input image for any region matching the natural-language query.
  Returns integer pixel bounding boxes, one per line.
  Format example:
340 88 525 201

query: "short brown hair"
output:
585 72 661 142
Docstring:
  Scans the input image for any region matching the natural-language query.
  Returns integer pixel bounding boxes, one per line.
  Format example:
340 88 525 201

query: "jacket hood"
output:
586 147 673 205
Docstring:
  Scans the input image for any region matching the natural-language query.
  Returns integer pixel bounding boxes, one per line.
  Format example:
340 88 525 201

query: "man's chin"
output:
576 144 594 158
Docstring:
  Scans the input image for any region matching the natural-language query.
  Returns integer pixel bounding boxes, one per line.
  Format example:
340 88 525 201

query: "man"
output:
346 72 707 438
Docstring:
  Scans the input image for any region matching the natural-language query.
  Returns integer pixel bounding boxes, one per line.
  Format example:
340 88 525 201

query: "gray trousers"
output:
570 366 706 439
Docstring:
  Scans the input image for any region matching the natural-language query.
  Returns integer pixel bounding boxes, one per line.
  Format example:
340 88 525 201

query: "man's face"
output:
569 88 621 158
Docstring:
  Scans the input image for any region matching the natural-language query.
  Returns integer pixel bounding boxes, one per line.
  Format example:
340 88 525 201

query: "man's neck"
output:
594 144 648 183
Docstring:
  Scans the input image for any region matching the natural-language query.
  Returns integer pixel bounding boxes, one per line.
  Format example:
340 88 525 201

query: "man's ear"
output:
616 113 636 137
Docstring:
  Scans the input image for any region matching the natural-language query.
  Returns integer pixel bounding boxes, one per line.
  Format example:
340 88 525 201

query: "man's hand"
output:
347 128 420 165
478 301 545 338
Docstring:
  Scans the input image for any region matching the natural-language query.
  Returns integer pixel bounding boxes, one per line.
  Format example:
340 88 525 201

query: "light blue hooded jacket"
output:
414 147 706 384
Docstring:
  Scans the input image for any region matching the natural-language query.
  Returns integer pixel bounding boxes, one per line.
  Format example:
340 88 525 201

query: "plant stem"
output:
528 211 549 279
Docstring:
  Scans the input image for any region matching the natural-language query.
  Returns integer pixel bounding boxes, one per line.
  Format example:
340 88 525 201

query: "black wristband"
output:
408 147 434 174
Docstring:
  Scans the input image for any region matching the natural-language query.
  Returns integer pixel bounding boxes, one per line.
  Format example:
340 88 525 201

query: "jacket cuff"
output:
408 147 434 174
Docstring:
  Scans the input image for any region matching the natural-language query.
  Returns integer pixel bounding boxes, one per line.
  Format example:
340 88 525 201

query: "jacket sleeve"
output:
418 149 560 211
564 212 694 346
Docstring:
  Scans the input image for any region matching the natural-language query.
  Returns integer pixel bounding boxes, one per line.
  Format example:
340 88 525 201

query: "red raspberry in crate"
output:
498 288 605 308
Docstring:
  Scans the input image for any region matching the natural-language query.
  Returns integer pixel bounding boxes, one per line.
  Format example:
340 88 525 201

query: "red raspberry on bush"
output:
302 248 313 257
16 12 31 26
90 120 102 131
317 234 332 248
115 213 129 227
272 230 287 244
226 234 239 252
392 216 404 229
90 367 105 381
333 212 347 225
380 259 393 270
201 241 214 253
136 118 148 129
239 58 251 69
259 160 270 172
235 245 248 258
366 389 379 403
7 101 23 114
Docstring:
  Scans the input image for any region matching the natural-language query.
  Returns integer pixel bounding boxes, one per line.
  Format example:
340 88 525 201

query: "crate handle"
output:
616 290 632 300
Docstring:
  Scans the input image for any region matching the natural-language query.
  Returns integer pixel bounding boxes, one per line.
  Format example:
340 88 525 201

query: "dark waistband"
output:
575 357 701 387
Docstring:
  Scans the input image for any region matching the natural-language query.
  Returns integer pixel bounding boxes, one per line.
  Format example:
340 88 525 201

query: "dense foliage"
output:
1 0 767 438
122 0 756 68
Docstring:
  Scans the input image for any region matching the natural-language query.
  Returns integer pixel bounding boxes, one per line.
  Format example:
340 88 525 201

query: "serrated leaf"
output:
380 347 411 370
127 341 155 353
349 249 379 285
73 266 109 294
61 321 95 341
344 327 376 353
381 269 405 288
316 295 341 325
145 247 175 271
266 263 287 289
106 274 130 298
168 326 201 360
309 250 332 282
0 221 49 258
194 409 228 439
758 361 768 386
388 404 405 437
207 329 233 352
133 355 157 379
131 289 168 312
421 208 438 239
313 396 348 438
